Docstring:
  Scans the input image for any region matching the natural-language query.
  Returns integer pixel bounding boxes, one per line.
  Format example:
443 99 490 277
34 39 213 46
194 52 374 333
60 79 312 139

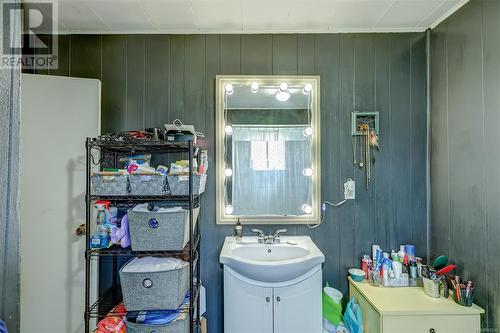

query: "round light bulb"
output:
302 204 313 215
224 125 233 135
224 168 233 177
303 168 313 177
303 127 313 136
279 82 288 91
276 91 290 102
225 205 234 215
250 81 259 93
303 83 313 94
224 83 234 95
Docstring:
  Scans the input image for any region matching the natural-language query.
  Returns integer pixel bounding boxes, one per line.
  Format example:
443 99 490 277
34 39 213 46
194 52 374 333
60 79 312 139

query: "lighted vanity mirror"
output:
216 76 320 225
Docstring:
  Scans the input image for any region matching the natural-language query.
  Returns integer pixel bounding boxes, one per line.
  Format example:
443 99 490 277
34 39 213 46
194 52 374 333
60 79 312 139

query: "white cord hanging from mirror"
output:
307 179 355 229
306 200 346 229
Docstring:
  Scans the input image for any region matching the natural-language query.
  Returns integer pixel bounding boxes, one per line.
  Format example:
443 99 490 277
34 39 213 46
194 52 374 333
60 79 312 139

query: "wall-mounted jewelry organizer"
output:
351 111 380 190
351 111 380 136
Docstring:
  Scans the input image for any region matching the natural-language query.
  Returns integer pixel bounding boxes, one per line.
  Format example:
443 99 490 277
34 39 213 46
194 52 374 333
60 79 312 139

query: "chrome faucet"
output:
251 229 266 243
251 228 287 244
272 229 287 243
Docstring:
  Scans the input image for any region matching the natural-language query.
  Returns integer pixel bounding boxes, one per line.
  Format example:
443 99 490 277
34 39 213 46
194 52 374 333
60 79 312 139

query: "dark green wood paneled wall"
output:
31 33 427 332
431 0 500 329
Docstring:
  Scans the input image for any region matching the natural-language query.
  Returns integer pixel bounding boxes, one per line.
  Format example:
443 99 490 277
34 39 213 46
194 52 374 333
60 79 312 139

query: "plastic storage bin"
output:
125 316 189 333
91 174 129 196
167 174 207 196
125 317 189 333
128 204 200 251
119 257 189 311
129 173 167 195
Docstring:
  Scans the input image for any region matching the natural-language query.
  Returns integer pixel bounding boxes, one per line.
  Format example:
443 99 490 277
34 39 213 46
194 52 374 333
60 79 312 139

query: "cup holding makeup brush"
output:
450 275 475 307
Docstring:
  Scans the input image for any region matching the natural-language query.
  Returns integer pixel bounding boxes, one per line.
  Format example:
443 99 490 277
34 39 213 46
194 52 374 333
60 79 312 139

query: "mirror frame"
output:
215 75 321 225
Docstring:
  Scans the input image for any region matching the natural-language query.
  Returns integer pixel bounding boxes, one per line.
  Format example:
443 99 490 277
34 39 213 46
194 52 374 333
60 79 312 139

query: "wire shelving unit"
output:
84 137 201 333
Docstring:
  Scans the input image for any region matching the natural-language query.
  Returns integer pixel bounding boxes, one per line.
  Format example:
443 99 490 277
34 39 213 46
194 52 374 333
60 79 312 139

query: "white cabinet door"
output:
224 267 274 333
273 267 322 333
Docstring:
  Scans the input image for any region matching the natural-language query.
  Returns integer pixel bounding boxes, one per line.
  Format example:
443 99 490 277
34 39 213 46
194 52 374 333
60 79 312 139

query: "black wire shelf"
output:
88 278 201 319
87 235 200 259
90 194 199 202
88 137 198 154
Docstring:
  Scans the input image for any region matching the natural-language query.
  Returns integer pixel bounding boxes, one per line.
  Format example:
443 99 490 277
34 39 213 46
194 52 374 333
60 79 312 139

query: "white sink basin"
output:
219 236 325 283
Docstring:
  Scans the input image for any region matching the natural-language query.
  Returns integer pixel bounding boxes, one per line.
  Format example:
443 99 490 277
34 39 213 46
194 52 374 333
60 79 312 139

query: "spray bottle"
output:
90 202 110 249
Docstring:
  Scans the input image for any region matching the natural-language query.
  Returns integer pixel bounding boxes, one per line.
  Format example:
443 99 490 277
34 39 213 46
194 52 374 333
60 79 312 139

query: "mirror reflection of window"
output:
267 141 286 171
250 140 285 171
232 126 312 216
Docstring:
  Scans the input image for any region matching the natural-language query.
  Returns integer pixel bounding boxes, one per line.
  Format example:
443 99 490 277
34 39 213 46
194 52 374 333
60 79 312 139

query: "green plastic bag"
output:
322 282 343 326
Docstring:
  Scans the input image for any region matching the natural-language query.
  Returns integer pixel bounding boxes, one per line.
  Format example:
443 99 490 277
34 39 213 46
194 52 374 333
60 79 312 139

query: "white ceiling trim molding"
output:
429 0 470 29
55 27 429 35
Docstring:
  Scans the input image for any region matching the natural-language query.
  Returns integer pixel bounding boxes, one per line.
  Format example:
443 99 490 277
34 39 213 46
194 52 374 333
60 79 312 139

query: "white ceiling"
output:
53 0 469 34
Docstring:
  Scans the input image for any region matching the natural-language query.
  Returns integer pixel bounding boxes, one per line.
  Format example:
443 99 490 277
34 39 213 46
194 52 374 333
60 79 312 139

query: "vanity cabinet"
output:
348 277 484 333
273 268 322 333
223 265 322 333
223 268 273 333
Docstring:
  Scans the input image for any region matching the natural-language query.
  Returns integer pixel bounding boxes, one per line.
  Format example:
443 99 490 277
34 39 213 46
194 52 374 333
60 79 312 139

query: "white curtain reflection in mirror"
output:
231 126 312 216
250 140 285 171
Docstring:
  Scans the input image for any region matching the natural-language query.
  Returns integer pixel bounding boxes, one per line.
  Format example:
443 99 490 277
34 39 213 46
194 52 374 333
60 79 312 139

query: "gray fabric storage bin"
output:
119 257 189 311
129 173 167 195
128 204 200 251
166 174 207 196
125 316 189 333
91 174 129 195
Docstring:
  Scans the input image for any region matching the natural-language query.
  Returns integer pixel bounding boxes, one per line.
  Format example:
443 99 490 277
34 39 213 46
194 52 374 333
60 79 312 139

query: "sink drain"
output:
267 249 272 253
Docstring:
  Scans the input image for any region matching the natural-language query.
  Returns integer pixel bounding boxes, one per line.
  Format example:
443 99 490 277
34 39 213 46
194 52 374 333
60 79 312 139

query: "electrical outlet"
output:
344 179 355 200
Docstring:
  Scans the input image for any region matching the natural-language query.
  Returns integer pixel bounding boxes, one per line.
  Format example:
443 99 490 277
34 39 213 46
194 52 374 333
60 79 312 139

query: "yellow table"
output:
348 277 484 333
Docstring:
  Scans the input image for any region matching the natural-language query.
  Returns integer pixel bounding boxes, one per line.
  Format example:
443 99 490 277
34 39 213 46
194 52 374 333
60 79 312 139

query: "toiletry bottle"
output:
361 255 372 278
382 259 389 285
405 244 415 262
397 245 405 263
234 218 243 243
372 244 380 267
391 250 398 262
192 158 198 174
91 203 110 249
409 261 418 279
